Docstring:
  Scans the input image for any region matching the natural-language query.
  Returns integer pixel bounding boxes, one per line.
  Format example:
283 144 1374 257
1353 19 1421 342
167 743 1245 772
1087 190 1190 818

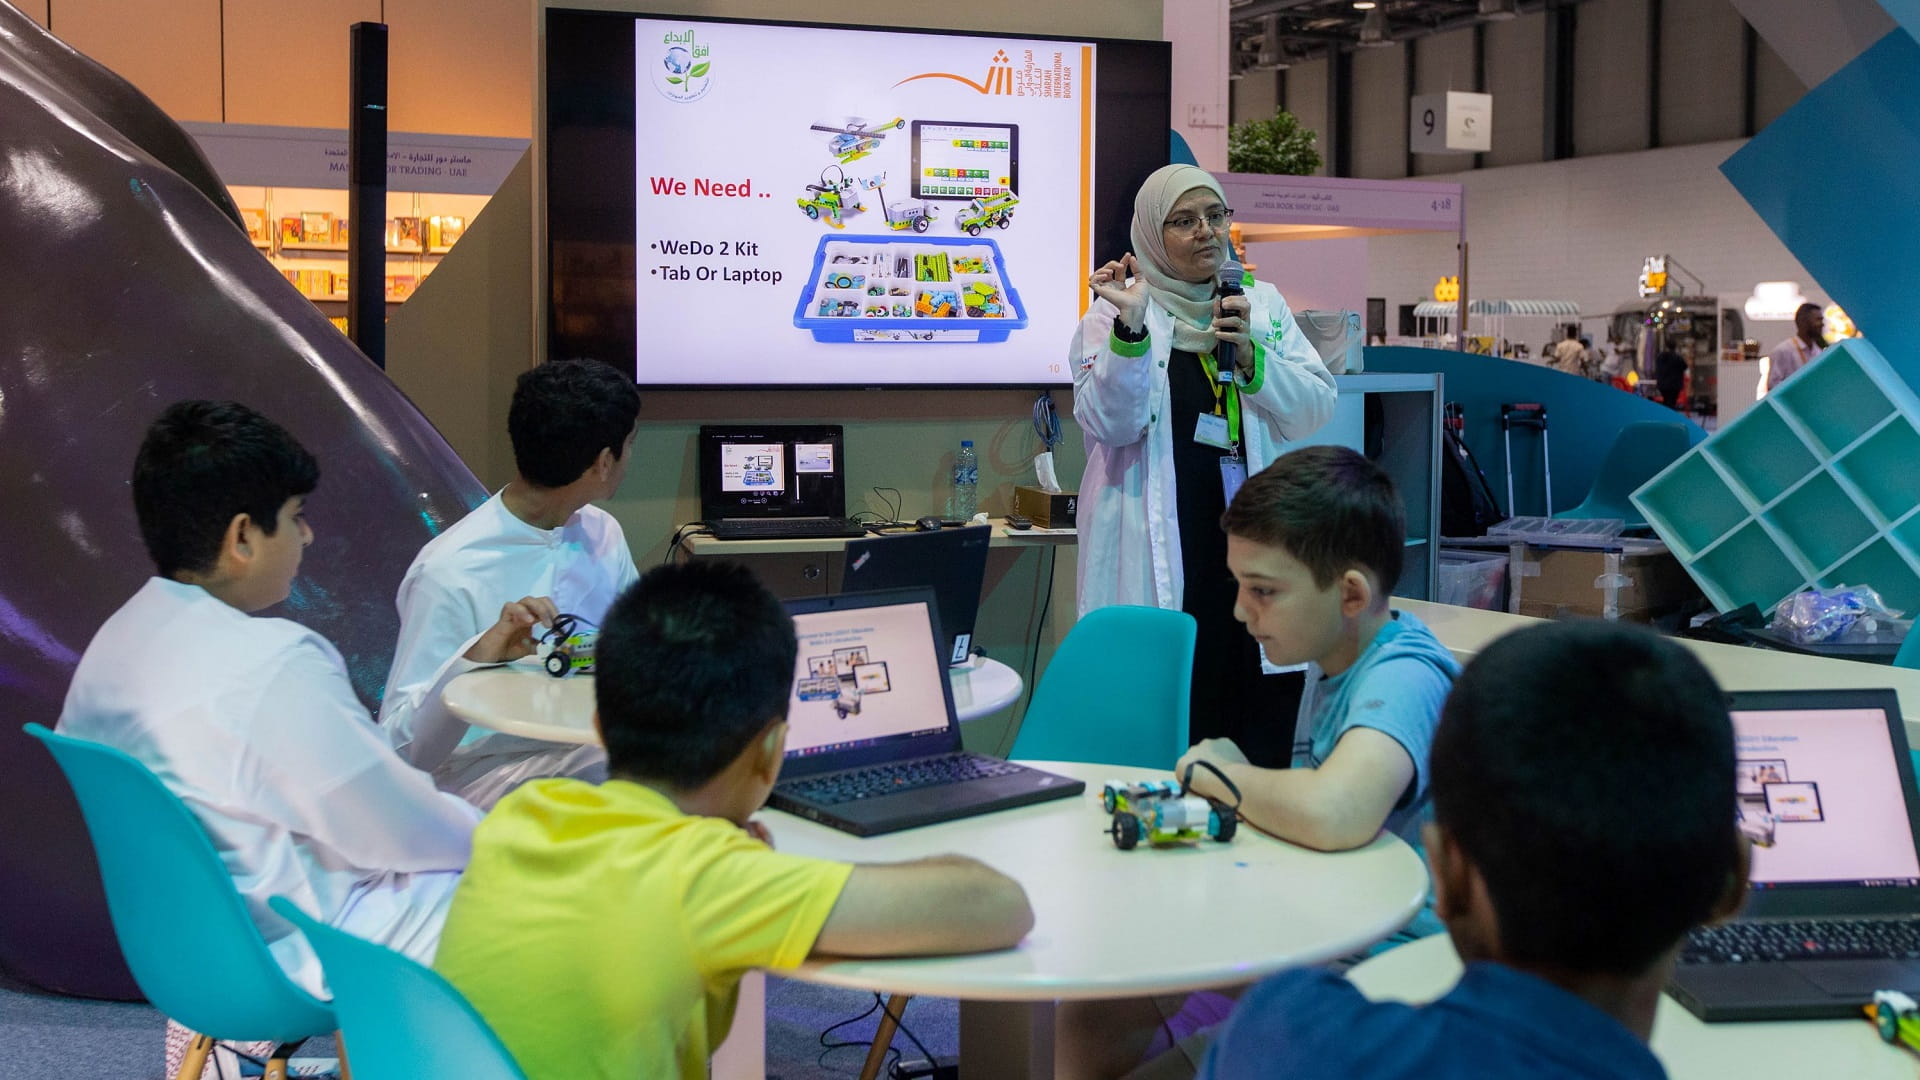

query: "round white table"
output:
441 655 1025 745
761 760 1430 1079
1346 934 1918 1079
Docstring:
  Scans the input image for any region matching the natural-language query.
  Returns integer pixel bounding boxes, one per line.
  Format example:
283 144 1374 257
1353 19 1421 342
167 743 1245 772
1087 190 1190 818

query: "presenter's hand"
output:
1089 253 1149 334
1212 294 1253 377
464 595 562 664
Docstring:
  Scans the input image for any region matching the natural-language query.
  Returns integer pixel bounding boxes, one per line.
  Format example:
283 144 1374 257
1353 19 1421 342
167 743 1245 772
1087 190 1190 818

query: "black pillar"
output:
348 21 388 367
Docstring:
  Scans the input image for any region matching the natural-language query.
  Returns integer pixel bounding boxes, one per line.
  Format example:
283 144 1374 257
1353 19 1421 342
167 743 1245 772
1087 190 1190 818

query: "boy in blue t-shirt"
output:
1176 444 1459 855
1060 447 1459 1078
1200 621 1750 1079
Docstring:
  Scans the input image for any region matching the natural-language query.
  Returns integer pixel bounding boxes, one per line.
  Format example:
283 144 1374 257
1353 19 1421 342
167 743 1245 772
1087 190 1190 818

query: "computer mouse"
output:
1006 514 1033 530
915 516 943 531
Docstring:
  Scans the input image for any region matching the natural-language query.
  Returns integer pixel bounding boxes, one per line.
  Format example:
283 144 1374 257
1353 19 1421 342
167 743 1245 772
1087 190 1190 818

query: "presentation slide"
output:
719 443 784 493
633 18 1093 385
1734 707 1920 886
787 601 949 755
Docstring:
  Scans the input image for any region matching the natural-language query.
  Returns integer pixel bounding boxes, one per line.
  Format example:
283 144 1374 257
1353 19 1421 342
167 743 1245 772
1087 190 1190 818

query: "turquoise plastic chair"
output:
1011 605 1197 770
1555 421 1693 528
270 898 526 1080
23 724 334 1080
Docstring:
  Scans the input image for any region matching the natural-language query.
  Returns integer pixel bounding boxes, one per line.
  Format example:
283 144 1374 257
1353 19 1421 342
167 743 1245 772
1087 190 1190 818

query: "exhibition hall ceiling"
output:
1230 0 1592 62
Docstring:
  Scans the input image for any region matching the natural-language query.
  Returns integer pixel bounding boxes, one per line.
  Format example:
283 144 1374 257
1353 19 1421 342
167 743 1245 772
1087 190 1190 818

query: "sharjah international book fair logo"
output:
894 49 1015 95
654 30 713 102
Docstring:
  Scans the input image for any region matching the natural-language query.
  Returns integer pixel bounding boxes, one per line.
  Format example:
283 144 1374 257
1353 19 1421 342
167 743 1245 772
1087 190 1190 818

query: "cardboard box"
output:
1514 544 1702 623
1011 486 1077 529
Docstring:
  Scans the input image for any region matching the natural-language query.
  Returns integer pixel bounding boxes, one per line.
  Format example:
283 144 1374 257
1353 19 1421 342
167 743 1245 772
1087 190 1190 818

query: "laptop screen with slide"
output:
779 588 961 778
698 424 848 521
1730 689 1920 916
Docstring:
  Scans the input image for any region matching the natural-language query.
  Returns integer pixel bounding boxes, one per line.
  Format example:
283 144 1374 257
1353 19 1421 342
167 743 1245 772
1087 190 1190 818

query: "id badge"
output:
1194 412 1232 449
1221 456 1248 505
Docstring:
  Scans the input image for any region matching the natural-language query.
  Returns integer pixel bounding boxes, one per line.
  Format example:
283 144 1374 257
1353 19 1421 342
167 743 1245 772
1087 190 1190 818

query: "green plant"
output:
1227 110 1323 176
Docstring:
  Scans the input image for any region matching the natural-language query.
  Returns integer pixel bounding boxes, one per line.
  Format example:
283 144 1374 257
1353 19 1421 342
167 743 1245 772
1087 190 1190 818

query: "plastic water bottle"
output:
950 440 979 519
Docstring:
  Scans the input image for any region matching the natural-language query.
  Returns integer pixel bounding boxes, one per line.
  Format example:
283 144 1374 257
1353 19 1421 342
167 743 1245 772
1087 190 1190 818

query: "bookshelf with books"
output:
230 184 488 317
185 124 528 329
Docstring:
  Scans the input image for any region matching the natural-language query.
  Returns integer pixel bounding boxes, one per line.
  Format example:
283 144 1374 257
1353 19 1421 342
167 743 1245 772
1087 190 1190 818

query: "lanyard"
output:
1198 352 1241 446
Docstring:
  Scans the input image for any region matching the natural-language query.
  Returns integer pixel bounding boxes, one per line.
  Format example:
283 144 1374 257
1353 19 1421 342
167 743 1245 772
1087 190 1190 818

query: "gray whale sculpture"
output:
0 0 486 998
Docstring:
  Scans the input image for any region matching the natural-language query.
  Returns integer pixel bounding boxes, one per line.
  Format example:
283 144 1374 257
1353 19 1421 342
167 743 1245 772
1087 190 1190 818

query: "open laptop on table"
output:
698 424 866 540
768 587 1082 836
841 525 991 668
1670 688 1920 1021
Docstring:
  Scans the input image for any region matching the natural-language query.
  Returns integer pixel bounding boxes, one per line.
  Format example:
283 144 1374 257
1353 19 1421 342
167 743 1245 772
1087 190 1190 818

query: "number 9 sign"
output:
1422 108 1436 136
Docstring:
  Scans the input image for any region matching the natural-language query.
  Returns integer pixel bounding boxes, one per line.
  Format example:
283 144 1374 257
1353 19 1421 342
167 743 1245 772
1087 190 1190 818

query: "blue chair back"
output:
22 724 333 1042
1556 421 1693 526
1011 605 1196 770
1896 630 1920 672
270 898 526 1080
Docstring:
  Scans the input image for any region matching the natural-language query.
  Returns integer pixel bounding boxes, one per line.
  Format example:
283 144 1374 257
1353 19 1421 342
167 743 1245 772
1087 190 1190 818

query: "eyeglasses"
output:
1164 208 1234 236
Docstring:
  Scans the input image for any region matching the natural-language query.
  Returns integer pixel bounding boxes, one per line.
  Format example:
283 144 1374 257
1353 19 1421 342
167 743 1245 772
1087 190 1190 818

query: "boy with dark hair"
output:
381 358 644 805
59 401 539 995
1200 620 1749 1078
434 561 1033 1080
1062 446 1460 1078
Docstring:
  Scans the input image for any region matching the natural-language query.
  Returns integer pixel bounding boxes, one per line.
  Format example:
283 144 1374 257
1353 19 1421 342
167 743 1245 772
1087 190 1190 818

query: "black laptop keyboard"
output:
1681 918 1920 964
777 753 1024 806
711 518 866 539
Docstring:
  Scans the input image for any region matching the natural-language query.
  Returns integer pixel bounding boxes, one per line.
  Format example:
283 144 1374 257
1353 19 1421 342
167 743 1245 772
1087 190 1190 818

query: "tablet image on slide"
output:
853 661 892 693
1765 781 1825 823
1737 759 1790 796
808 656 837 679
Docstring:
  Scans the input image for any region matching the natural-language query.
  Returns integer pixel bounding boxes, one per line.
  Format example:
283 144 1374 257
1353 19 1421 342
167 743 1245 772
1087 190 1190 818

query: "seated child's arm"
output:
1178 731 1414 852
811 854 1034 957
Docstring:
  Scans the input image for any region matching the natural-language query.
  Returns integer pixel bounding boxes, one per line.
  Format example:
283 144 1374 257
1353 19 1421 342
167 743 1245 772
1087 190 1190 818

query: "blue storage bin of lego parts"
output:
793 234 1028 343
1437 548 1508 611
1633 338 1920 615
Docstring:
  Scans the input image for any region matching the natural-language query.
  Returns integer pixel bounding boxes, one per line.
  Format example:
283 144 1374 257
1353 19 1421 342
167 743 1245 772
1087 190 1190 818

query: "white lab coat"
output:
58 578 479 996
379 491 639 805
1072 279 1338 616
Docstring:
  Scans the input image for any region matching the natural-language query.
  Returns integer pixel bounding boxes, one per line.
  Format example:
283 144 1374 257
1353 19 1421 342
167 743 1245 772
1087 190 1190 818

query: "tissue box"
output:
1012 486 1077 528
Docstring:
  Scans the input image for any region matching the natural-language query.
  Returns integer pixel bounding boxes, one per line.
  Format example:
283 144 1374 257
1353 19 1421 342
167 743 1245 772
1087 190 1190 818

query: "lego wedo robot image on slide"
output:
1102 761 1244 851
797 645 892 720
791 115 1027 345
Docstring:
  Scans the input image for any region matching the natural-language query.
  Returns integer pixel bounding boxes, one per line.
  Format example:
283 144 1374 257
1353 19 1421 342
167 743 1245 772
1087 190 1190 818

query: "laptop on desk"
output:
841 526 991 667
1670 688 1920 1021
767 588 1082 836
698 425 866 540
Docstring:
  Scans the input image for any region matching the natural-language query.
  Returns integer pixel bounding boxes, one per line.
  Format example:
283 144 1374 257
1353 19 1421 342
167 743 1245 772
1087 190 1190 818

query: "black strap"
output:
1181 758 1243 809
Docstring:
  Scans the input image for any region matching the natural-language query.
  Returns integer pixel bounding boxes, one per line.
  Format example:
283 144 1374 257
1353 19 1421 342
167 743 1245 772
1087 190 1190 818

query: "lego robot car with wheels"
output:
1103 762 1242 850
536 613 599 678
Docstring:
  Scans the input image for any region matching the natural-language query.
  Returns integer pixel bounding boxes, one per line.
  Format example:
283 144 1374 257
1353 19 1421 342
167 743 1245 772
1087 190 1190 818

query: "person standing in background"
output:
1761 303 1825 396
1072 164 1337 768
1549 325 1588 376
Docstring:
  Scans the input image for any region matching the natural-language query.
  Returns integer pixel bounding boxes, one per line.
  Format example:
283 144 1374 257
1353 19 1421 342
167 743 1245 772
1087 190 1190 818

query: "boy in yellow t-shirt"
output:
433 561 1033 1080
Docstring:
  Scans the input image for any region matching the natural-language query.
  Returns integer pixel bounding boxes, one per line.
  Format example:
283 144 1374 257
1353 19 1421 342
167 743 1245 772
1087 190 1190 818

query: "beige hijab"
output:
1130 163 1230 354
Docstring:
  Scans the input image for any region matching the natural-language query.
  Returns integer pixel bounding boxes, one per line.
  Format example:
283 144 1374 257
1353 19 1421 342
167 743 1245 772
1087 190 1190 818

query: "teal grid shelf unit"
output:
1632 338 1920 615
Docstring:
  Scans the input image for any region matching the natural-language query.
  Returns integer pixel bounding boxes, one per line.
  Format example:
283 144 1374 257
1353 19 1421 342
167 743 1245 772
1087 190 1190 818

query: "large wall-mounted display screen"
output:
546 10 1170 388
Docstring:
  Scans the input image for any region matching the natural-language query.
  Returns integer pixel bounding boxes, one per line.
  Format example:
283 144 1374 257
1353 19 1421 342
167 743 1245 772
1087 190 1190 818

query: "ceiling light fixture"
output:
1353 1 1377 9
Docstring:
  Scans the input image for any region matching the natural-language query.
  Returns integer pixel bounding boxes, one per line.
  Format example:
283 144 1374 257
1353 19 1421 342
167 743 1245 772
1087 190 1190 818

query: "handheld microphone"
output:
1215 258 1245 384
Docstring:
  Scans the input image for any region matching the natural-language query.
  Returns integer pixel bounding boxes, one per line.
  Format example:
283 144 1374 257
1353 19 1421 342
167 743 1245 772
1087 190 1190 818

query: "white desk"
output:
1346 934 1915 1079
1398 599 1920 747
442 656 1025 746
758 760 1429 1079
